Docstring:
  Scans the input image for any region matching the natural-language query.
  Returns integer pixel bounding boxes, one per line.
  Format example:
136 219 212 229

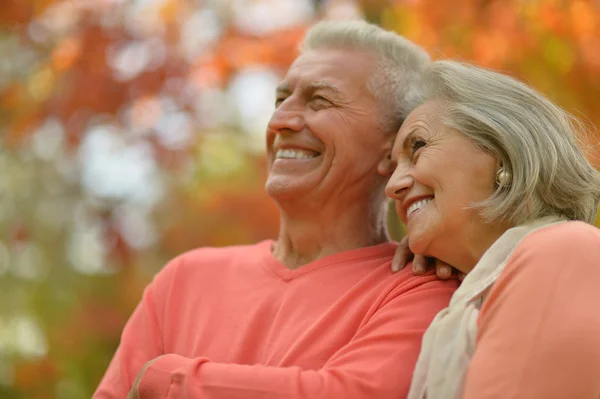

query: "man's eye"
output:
310 96 332 109
275 97 285 107
312 95 331 104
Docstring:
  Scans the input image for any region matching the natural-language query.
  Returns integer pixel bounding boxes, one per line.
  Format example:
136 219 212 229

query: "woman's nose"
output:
385 163 414 200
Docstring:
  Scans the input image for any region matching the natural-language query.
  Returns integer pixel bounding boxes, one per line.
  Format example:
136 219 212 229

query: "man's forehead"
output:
279 49 374 88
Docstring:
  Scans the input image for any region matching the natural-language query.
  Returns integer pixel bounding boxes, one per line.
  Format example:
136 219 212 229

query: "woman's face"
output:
386 100 504 272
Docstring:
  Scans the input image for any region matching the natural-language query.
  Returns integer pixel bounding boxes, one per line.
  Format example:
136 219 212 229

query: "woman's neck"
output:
448 222 513 274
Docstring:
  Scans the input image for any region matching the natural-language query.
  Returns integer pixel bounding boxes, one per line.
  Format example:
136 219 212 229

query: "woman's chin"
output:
407 234 429 257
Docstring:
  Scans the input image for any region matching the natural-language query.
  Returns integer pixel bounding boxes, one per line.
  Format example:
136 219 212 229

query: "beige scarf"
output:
407 216 566 399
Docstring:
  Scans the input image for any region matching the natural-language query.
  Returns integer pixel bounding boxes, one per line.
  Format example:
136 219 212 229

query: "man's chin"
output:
265 176 316 203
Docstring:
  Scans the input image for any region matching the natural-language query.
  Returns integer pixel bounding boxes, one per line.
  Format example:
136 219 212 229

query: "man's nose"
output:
267 102 304 135
385 163 414 201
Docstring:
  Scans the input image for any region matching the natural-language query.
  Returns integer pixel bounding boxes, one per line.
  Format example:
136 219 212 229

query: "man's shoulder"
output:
161 240 273 277
380 267 458 306
179 240 271 262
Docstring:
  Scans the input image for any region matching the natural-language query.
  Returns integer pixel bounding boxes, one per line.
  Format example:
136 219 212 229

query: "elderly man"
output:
94 20 457 399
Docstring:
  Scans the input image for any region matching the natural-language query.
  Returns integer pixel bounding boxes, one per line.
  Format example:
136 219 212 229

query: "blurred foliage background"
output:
0 0 599 397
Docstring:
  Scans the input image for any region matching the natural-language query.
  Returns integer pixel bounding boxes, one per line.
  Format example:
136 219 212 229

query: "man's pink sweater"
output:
94 240 457 398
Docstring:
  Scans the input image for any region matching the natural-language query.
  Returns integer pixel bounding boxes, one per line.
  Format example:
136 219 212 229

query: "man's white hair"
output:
301 19 431 134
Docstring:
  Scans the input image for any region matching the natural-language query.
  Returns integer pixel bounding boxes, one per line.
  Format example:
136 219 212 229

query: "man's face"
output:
265 48 392 205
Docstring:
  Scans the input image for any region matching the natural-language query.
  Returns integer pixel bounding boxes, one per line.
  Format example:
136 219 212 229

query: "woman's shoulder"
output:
518 220 600 256
501 220 600 282
480 221 600 323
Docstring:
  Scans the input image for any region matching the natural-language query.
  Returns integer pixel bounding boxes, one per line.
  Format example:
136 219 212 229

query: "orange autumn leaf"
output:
0 83 25 110
0 1 32 25
51 36 82 71
13 358 58 390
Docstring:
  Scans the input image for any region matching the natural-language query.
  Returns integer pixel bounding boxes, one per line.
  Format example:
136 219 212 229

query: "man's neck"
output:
272 202 389 270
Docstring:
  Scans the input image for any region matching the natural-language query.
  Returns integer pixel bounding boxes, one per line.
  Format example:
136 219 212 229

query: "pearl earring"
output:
496 168 512 187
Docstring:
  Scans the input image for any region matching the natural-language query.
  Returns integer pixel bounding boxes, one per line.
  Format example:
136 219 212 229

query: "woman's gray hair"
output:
420 60 600 225
301 20 430 134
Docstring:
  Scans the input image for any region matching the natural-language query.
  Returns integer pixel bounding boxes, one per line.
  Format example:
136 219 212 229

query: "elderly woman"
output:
386 60 600 399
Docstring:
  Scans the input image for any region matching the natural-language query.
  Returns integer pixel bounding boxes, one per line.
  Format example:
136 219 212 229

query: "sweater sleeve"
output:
93 257 179 399
134 277 457 399
463 222 600 399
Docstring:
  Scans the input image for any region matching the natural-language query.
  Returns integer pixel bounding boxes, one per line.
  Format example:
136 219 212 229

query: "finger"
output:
458 272 466 281
412 254 427 274
391 250 406 273
434 259 452 279
391 237 411 272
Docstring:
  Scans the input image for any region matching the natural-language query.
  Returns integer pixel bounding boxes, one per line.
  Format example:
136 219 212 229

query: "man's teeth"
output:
276 149 318 160
407 198 433 217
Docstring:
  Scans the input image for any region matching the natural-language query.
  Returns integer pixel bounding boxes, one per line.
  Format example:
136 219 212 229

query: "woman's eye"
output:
275 97 285 107
411 139 426 153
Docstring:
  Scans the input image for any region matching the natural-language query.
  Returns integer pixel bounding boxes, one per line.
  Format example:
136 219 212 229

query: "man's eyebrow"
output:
275 83 291 96
275 81 344 98
306 80 343 96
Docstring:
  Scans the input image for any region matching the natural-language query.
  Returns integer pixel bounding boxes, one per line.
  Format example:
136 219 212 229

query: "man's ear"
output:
378 136 396 177
378 151 395 177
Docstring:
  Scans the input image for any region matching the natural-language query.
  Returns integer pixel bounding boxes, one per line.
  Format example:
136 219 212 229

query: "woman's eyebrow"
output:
401 129 420 152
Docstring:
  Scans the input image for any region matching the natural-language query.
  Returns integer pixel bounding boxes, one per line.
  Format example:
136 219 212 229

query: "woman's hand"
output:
391 236 464 280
